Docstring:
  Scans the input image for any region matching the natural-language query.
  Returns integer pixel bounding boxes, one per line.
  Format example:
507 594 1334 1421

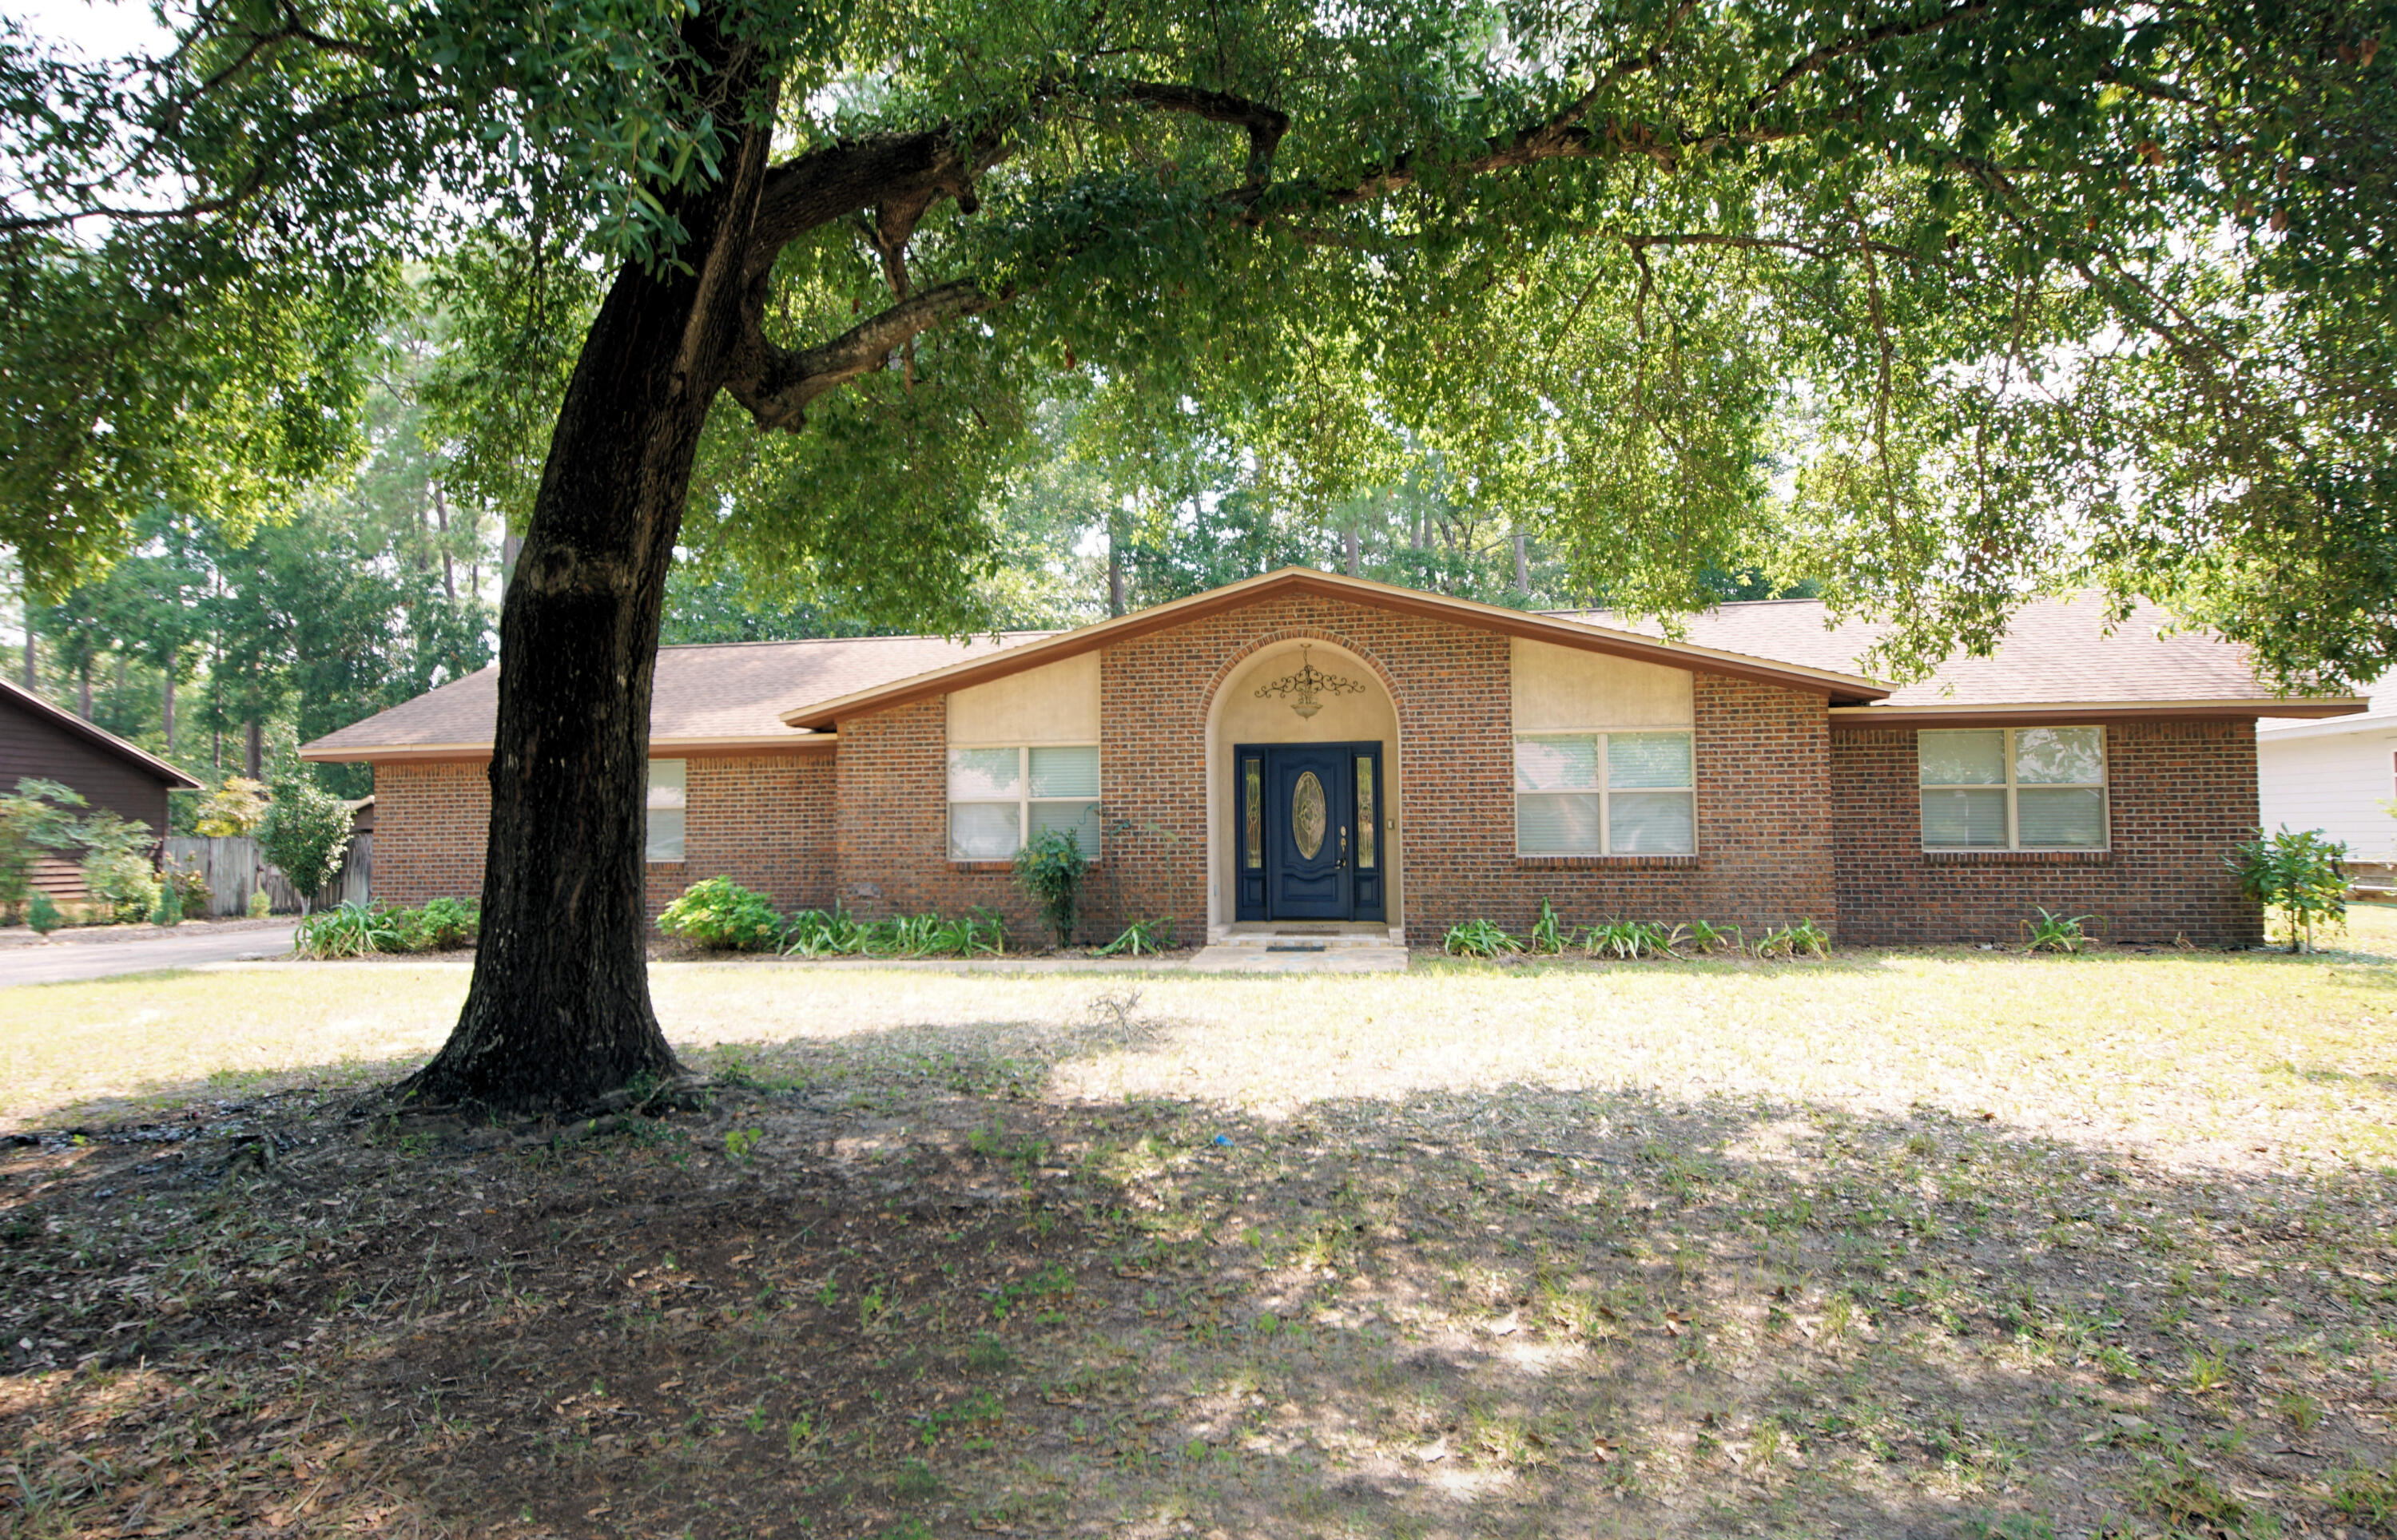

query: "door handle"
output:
1340 826 1348 864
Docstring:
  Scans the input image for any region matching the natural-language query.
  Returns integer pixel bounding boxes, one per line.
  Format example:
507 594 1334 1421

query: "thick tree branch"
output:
724 278 996 430
1114 81 1290 188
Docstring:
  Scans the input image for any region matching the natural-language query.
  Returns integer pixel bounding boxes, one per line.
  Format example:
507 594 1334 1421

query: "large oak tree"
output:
3 0 2388 1108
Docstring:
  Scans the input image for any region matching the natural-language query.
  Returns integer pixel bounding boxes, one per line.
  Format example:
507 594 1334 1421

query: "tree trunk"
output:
162 670 176 752
1344 525 1359 576
1513 530 1529 594
402 33 776 1112
78 657 91 719
21 606 34 692
1107 510 1126 617
245 719 263 780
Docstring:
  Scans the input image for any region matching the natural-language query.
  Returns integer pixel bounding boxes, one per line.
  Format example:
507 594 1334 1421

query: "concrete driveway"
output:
0 927 296 987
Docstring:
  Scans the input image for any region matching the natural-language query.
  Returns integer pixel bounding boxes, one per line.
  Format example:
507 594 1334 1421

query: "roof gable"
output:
0 677 201 789
777 568 1890 730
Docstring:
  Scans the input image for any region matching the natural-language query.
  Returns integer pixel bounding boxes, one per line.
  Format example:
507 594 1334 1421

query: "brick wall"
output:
372 751 836 923
1831 720 2263 946
833 593 1842 947
832 700 1054 938
372 761 491 906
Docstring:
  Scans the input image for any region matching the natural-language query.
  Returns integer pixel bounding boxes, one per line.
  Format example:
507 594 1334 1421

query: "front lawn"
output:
1 925 2391 1537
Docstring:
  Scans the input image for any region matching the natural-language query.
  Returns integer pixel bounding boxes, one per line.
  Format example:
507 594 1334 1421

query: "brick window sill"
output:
1516 854 1700 871
950 859 1107 873
1922 849 2112 867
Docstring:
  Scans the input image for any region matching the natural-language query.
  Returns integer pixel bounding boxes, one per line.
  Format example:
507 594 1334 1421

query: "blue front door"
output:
1233 743 1385 923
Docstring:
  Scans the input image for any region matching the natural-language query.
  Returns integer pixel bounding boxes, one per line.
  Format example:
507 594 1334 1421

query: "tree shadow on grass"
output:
1 1017 2393 1539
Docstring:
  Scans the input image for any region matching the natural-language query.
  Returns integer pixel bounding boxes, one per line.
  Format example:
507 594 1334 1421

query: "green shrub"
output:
1012 828 1088 949
26 891 62 935
295 900 401 959
1096 917 1174 956
259 777 352 915
1755 918 1831 959
658 877 785 951
2023 907 2093 954
167 860 213 919
0 778 86 920
149 879 182 927
783 904 865 957
2225 826 2347 953
76 812 163 924
1685 919 1741 954
1443 918 1521 959
395 896 479 951
246 887 273 919
1581 918 1682 959
1528 899 1567 955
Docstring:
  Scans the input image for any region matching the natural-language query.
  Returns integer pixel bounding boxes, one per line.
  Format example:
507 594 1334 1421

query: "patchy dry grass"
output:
0 919 2392 1537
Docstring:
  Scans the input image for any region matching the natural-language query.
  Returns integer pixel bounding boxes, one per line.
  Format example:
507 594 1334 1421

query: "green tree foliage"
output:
0 779 88 921
5 0 2389 684
258 778 353 915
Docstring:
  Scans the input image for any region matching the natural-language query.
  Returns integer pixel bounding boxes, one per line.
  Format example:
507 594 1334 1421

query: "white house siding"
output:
2256 720 2397 874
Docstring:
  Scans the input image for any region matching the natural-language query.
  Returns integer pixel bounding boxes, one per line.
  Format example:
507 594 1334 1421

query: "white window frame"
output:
1513 730 1697 856
946 744 1102 861
1918 726 2110 851
646 759 687 863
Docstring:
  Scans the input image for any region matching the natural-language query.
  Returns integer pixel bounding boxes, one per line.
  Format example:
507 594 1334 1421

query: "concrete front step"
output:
1186 944 1410 974
1210 925 1405 951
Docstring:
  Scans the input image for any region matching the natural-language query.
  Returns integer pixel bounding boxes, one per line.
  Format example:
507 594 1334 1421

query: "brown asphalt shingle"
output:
304 589 2339 760
1553 594 2298 708
300 632 1053 757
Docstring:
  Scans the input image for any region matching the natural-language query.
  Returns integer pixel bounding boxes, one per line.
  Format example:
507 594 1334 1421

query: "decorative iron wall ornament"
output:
1251 645 1366 719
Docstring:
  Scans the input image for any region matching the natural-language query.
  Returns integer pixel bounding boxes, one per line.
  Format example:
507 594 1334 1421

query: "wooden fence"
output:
161 834 372 916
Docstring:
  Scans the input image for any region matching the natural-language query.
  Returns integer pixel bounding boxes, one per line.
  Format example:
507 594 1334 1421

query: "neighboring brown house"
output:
300 569 2364 947
2 676 202 900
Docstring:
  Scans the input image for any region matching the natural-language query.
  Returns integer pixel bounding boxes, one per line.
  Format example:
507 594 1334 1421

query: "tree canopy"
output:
4 0 2390 688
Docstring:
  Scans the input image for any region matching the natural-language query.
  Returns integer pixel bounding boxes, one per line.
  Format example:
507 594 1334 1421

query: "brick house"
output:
298 569 2363 947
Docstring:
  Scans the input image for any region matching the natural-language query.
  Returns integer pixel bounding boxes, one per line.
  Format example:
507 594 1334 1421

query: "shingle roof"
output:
300 632 1052 760
1552 594 2351 713
304 582 2362 761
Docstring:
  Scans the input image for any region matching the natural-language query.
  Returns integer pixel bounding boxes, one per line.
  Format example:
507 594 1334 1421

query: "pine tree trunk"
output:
245 720 262 780
1345 526 1359 576
402 38 776 1112
1107 512 1126 617
1513 530 1529 594
162 671 175 752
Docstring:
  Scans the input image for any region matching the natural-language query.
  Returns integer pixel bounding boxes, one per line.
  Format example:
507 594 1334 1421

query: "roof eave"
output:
300 732 841 764
778 568 1890 729
1830 697 2367 727
0 677 202 789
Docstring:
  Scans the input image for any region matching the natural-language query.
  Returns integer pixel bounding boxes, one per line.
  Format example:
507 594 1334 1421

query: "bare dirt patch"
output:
3 1018 2393 1538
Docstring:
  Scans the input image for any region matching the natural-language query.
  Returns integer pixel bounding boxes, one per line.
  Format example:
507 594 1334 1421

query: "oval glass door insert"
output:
1292 770 1328 859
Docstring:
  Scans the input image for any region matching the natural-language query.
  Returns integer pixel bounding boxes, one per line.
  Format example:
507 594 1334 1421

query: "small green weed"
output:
2024 907 2093 954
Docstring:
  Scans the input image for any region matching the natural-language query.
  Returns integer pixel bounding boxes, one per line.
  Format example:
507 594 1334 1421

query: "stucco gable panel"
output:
1511 637 1693 730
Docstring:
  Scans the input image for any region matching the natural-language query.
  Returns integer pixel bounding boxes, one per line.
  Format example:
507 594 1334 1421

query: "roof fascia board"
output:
300 733 840 764
1831 698 2366 727
779 569 1888 729
2255 710 2397 742
0 677 202 788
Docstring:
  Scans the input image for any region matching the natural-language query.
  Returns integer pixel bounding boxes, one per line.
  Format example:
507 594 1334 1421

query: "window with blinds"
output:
1514 732 1695 855
947 745 1102 859
1918 727 2108 850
